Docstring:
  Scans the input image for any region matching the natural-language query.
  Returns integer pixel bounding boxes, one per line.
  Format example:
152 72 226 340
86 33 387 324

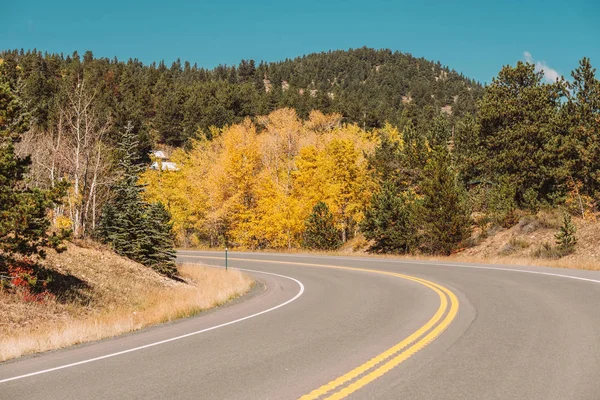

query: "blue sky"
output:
1 0 598 83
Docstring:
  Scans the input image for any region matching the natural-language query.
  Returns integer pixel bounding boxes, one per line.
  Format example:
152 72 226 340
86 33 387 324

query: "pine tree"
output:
400 122 429 189
0 70 67 269
361 182 417 254
421 148 471 255
555 213 577 252
97 122 176 276
303 201 342 250
454 114 482 184
476 62 563 205
563 58 600 202
141 202 177 275
367 126 402 187
97 122 147 259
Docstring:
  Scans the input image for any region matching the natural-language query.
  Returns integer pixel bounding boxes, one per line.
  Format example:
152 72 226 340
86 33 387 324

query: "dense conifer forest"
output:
0 47 482 148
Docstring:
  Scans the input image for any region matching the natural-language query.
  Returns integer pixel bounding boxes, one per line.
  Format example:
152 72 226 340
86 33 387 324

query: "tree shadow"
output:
32 265 93 304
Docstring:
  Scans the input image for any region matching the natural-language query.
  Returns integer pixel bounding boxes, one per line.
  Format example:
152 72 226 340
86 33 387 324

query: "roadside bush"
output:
351 236 369 252
532 242 573 259
518 210 562 233
0 258 55 302
510 237 530 249
563 179 597 220
498 237 530 256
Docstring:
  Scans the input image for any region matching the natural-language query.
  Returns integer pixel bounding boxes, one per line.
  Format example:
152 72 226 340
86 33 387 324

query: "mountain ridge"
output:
1 46 483 147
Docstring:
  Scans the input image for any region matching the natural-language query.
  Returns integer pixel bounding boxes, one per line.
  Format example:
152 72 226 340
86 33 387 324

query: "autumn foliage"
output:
2 259 55 303
141 109 375 249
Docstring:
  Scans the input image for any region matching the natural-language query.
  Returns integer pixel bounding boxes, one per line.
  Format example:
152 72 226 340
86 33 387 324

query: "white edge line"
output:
413 263 600 284
0 267 305 384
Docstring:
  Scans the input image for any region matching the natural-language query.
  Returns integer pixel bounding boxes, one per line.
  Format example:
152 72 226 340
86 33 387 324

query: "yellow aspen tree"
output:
253 173 304 248
250 109 306 248
294 145 336 215
320 138 373 242
219 119 262 247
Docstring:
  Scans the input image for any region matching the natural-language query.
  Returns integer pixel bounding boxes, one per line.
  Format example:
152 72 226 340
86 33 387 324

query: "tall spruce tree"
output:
97 123 176 276
97 123 147 259
361 182 418 254
420 148 471 255
141 202 177 275
303 201 342 250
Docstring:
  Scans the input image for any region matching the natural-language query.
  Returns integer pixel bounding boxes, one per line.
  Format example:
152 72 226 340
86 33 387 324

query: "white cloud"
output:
523 51 561 83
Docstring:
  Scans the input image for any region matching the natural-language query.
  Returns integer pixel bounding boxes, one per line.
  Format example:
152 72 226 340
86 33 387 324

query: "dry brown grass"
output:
457 211 600 270
0 245 252 362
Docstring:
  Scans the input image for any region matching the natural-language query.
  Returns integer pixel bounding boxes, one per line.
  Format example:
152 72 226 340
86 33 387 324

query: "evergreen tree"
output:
555 213 577 252
141 202 177 275
361 182 418 254
97 123 147 259
476 62 563 205
303 201 342 250
487 177 519 228
563 58 600 202
401 122 429 188
0 68 66 267
367 126 403 187
97 122 176 276
421 148 471 255
453 114 482 184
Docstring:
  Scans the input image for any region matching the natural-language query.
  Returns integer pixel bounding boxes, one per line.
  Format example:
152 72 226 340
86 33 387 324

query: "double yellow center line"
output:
300 268 458 399
185 255 458 399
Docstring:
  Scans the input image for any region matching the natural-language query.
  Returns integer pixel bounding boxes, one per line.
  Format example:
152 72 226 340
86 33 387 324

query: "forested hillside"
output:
0 47 482 149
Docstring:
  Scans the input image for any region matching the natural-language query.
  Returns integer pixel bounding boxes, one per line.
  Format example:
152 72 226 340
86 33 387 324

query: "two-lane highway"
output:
1 251 600 399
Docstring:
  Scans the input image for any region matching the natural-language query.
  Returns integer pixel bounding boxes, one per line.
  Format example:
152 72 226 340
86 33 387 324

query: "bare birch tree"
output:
18 75 115 237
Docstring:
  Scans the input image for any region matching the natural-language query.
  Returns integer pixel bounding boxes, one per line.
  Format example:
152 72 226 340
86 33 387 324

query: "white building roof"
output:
150 161 179 171
152 150 167 159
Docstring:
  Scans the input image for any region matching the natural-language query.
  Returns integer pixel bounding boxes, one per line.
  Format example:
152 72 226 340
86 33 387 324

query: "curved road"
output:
1 251 600 399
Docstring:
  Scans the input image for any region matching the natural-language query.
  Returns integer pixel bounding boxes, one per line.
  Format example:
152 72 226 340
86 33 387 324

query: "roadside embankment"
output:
0 243 253 362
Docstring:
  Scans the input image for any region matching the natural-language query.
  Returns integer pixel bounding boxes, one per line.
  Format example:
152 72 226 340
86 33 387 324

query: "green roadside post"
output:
225 247 228 271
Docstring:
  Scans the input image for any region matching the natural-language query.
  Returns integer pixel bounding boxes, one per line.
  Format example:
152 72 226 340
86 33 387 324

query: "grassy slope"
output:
336 211 599 270
0 242 253 362
456 212 599 270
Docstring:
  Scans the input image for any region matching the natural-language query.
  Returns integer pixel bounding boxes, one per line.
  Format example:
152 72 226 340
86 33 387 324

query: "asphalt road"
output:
1 251 600 399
